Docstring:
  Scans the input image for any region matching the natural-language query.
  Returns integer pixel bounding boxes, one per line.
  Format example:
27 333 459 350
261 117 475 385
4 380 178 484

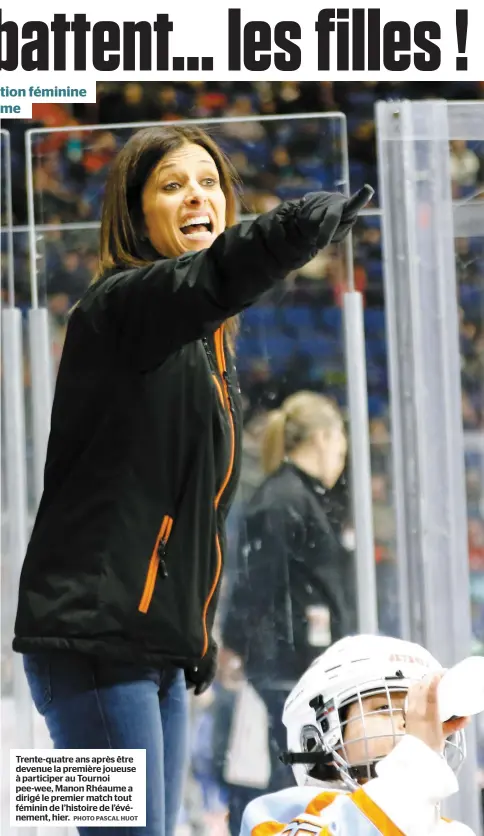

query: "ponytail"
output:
261 409 287 475
260 391 344 476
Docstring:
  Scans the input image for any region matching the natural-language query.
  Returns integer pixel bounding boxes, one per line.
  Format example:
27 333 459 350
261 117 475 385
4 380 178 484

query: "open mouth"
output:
179 215 213 239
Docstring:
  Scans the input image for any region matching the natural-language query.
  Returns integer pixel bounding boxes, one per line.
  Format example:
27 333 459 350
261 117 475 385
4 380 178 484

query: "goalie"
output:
239 634 474 835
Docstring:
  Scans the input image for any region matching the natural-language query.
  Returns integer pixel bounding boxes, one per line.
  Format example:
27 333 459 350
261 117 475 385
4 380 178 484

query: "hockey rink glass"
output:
2 103 483 833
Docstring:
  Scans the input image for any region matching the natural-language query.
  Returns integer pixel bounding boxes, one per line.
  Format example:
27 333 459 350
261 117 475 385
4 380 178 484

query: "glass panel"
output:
26 116 386 833
31 117 346 216
26 117 354 829
2 130 44 820
0 131 13 833
449 124 484 788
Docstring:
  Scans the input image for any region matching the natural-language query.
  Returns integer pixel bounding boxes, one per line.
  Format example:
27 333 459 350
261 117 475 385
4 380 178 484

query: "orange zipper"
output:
201 325 236 656
138 514 174 614
212 374 225 408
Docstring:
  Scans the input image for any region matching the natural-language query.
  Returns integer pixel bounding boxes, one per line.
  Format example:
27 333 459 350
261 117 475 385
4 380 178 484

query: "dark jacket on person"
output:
13 199 341 670
222 461 357 685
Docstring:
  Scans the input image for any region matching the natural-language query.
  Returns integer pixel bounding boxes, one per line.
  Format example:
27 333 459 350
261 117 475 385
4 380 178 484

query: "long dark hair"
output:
94 124 241 348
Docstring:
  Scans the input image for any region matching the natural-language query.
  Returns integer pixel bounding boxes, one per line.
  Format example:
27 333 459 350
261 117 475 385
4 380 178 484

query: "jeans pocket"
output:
23 654 52 715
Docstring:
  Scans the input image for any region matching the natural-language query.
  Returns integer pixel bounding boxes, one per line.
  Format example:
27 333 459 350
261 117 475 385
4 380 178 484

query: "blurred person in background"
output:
84 249 100 280
48 248 92 302
34 151 90 223
450 140 482 194
222 97 268 142
97 81 159 125
13 123 367 836
83 131 119 177
221 390 356 835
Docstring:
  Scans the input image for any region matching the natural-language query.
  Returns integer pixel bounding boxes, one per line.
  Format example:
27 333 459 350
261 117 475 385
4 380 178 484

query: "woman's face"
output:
317 424 347 489
141 142 227 258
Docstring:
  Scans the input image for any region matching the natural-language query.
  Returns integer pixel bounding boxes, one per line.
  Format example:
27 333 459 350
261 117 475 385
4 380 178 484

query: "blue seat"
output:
350 162 366 187
296 161 331 184
459 285 482 308
467 140 484 154
299 335 340 359
259 337 296 372
366 362 387 388
242 306 277 329
275 179 323 201
346 91 376 110
366 338 387 362
236 336 263 359
243 140 271 167
260 336 294 358
361 214 381 229
366 259 383 283
466 237 484 255
321 307 342 333
364 309 385 335
460 184 477 198
283 306 313 329
368 394 384 418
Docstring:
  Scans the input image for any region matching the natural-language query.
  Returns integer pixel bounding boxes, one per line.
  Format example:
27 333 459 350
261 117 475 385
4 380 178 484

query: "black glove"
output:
295 185 374 249
185 640 218 696
332 184 375 243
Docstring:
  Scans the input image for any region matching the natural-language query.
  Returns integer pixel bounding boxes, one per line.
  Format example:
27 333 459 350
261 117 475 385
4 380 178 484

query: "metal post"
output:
27 309 54 506
2 311 33 740
343 293 378 634
1 128 15 306
340 117 378 634
25 131 54 508
1 128 36 836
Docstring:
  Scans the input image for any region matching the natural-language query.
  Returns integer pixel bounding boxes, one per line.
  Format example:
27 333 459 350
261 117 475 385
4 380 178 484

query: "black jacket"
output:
13 200 338 668
222 462 356 684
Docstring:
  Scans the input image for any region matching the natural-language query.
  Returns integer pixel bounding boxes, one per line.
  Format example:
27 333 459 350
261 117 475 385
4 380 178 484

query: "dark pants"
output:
226 685 294 836
23 651 189 836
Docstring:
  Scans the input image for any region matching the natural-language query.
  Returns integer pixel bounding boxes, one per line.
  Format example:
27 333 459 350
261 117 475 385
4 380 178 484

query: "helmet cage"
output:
296 676 466 790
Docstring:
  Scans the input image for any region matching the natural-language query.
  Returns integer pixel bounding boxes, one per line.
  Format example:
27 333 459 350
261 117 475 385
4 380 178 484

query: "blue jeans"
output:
23 650 189 836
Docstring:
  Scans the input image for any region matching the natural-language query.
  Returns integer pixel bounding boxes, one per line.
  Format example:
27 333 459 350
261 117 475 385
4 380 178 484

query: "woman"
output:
221 391 356 834
13 124 365 836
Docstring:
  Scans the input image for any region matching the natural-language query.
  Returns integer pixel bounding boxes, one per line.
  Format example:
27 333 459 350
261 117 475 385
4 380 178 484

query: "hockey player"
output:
239 634 474 835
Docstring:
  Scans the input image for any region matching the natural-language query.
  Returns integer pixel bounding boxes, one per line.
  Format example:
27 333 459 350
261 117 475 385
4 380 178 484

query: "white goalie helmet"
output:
282 634 466 790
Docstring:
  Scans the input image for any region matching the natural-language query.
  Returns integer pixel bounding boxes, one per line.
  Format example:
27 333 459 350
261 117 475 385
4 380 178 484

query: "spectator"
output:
98 82 159 125
348 119 377 168
268 145 298 180
222 97 267 142
222 391 356 835
83 131 119 176
34 152 89 223
13 124 362 836
48 249 92 300
450 140 481 191
273 81 325 115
